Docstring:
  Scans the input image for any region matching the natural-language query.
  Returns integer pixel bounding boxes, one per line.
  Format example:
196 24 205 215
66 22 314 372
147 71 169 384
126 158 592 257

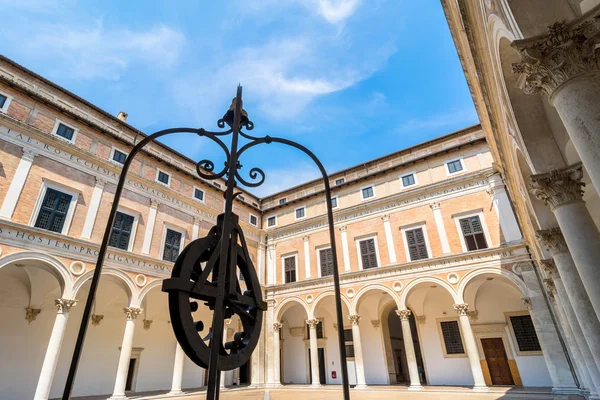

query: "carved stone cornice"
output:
348 315 361 326
306 319 319 329
512 17 600 98
522 297 533 310
25 307 41 324
123 307 142 321
91 314 104 326
539 259 558 278
453 303 470 316
395 309 411 321
536 227 569 254
529 163 585 210
55 298 77 314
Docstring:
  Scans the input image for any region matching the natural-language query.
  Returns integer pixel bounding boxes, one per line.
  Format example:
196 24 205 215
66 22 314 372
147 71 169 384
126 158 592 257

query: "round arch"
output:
456 267 528 304
309 291 351 319
351 284 401 315
0 251 74 298
134 278 164 308
72 268 137 305
275 296 310 321
400 276 458 309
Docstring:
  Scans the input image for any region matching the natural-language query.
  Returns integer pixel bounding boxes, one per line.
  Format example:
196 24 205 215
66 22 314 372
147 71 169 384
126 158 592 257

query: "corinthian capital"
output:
536 227 569 254
306 319 320 328
512 17 600 98
539 259 558 278
55 298 77 314
273 322 283 332
395 309 411 321
123 307 142 321
529 163 585 209
348 315 361 326
453 304 469 316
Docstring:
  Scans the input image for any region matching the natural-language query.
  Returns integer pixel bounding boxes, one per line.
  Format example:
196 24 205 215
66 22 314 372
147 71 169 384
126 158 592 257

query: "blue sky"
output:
0 0 478 196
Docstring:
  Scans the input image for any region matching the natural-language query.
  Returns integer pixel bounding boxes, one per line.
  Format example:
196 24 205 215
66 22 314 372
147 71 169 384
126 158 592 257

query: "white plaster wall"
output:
282 306 309 384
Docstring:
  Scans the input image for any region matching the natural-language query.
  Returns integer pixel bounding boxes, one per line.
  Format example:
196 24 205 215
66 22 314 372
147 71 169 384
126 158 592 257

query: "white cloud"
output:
397 108 479 133
22 21 185 80
312 0 361 24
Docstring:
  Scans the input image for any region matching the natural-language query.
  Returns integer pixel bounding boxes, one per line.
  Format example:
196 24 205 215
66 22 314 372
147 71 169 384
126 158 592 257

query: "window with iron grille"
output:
319 248 334 277
0 94 7 109
405 228 428 261
359 238 378 269
284 256 296 283
447 159 463 173
306 320 324 338
267 216 276 227
55 123 75 141
344 328 355 358
361 186 374 199
440 320 465 354
335 178 345 185
163 229 182 262
35 188 73 233
459 216 488 251
194 188 204 202
295 207 305 219
157 171 170 185
331 197 338 208
510 315 541 352
112 149 127 164
402 174 415 187
109 212 135 250
249 214 258 226
279 198 287 205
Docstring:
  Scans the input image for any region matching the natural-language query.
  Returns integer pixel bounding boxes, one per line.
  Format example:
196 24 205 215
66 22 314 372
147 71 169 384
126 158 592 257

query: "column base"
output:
408 385 423 391
309 383 322 388
265 383 283 388
167 390 184 396
552 387 581 395
353 384 368 390
472 386 489 392
108 396 127 400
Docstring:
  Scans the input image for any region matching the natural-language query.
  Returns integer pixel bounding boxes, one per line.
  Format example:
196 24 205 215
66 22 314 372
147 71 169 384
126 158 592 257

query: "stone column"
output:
0 148 37 220
272 322 283 387
339 226 351 272
141 200 159 254
395 310 422 390
110 307 142 399
303 236 311 279
513 17 600 192
453 304 488 392
381 215 397 263
81 177 106 239
33 299 76 400
430 202 451 254
168 343 185 396
221 319 231 389
537 229 600 372
530 163 600 321
306 319 321 387
540 260 600 396
192 216 201 240
348 315 367 389
487 175 522 243
267 243 276 285
518 263 578 393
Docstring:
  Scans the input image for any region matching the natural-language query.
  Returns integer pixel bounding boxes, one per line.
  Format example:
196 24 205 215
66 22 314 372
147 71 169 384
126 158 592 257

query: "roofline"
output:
261 123 483 200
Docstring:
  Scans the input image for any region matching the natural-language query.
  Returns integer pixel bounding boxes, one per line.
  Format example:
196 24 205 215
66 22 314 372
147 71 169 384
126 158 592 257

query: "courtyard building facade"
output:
0 39 593 400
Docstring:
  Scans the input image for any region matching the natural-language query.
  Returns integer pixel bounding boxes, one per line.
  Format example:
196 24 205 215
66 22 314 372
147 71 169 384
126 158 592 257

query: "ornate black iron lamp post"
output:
61 86 350 400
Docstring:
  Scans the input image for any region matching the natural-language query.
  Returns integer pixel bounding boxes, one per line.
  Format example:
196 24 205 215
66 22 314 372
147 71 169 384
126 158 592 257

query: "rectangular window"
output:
267 216 277 227
284 256 296 283
405 228 429 261
238 195 245 201
279 198 287 205
361 186 374 200
34 188 73 233
306 320 324 339
359 238 378 269
460 216 488 251
157 170 170 185
447 159 463 174
109 212 135 250
249 214 258 226
0 94 7 109
344 328 355 358
440 320 465 355
295 207 305 219
319 248 334 277
56 123 75 141
213 182 221 189
163 229 182 262
335 178 345 185
331 196 338 208
510 315 542 352
194 188 204 202
112 149 127 164
401 174 415 187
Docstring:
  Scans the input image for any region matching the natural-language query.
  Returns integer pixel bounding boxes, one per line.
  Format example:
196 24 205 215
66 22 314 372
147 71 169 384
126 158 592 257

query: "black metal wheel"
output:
162 214 265 371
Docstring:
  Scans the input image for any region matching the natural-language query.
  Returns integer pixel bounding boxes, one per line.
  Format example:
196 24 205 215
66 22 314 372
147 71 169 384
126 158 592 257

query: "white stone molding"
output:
487 175 522 243
69 261 86 276
141 199 159 254
529 163 585 210
381 214 397 263
339 225 351 272
430 202 452 254
267 243 276 285
192 216 201 240
81 177 107 239
135 274 147 287
0 148 37 220
303 235 311 279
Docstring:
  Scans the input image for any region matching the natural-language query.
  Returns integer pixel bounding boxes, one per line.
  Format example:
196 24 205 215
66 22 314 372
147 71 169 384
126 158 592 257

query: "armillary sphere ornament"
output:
60 86 350 400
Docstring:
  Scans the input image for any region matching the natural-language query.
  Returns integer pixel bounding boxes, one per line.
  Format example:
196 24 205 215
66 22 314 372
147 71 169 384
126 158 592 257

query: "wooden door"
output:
481 338 514 385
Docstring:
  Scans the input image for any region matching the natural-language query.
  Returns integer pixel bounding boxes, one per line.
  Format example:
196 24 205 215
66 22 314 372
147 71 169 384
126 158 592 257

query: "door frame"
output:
124 347 144 392
472 323 522 386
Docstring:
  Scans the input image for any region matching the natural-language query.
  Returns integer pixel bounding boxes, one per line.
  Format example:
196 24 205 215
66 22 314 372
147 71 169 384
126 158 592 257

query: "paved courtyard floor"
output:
58 385 586 400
